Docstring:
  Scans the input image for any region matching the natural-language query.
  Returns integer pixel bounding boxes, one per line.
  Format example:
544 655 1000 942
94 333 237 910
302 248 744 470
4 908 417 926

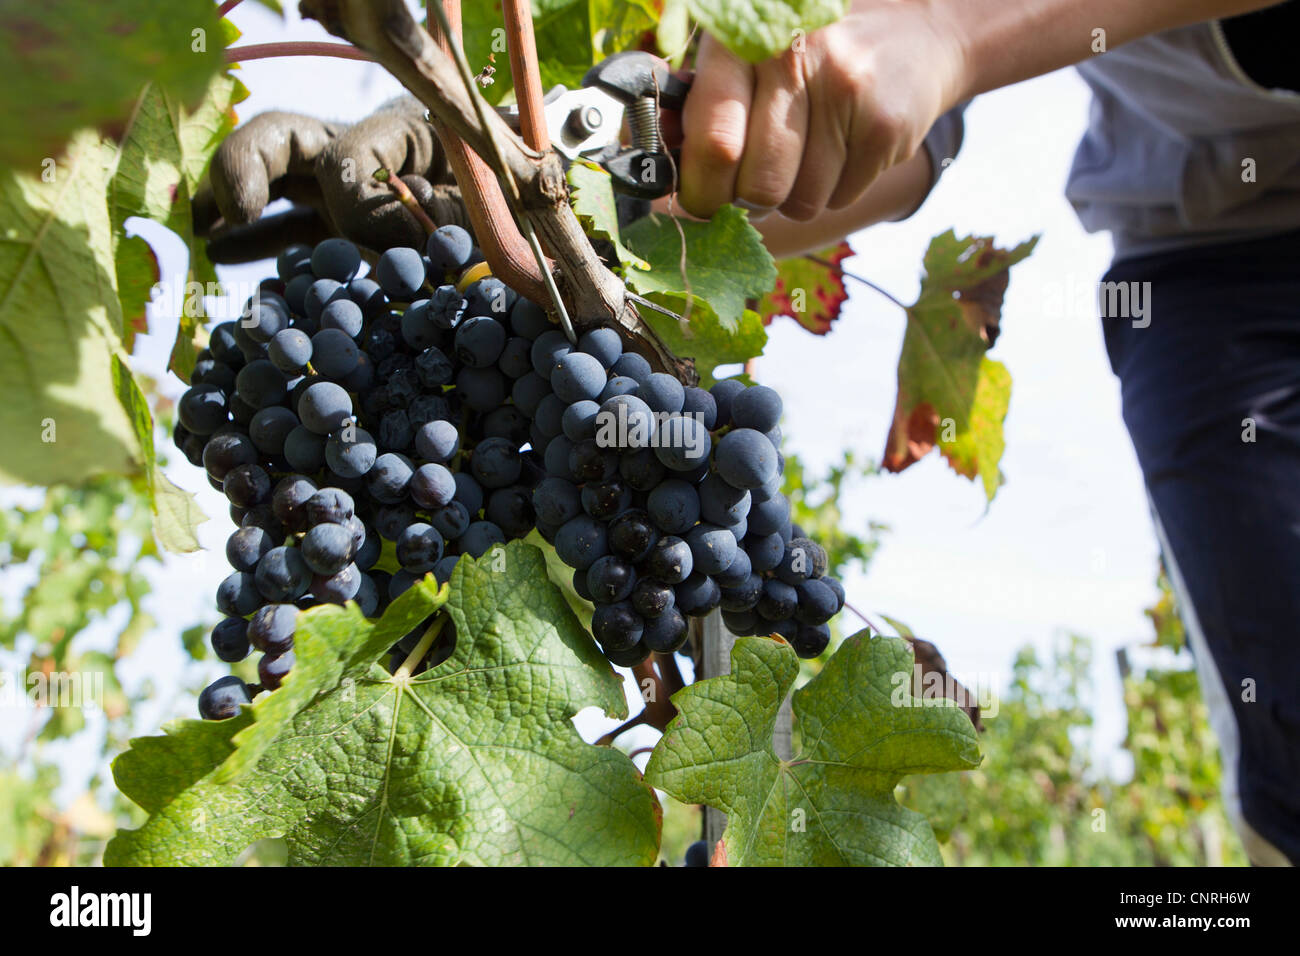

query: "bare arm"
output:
680 0 1286 255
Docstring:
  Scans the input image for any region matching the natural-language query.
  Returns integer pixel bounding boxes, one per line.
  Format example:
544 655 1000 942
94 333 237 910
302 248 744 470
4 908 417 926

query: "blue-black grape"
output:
311 328 360 379
636 372 685 414
587 555 636 604
311 238 361 282
198 676 251 720
731 384 782 432
320 297 364 338
456 366 508 411
178 384 228 435
470 437 521 488
654 414 712 472
646 536 693 584
608 508 659 562
631 578 674 618
533 477 582 526
313 563 362 603
248 603 297 654
486 485 535 539
427 224 474 273
647 479 700 535
592 601 643 651
551 351 606 404
217 571 262 616
684 523 737 576
223 464 271 509
306 487 355 526
397 522 445 572
715 428 778 490
375 246 427 300
610 351 652 383
578 327 622 369
367 452 414 503
676 573 721 617
298 381 353 434
226 525 275 572
554 514 608 570
325 427 377 479
642 606 688 653
258 649 295 690
301 522 355 575
202 431 258 481
211 616 252 663
454 315 507 368
249 405 298 456
255 546 312 602
459 521 506 558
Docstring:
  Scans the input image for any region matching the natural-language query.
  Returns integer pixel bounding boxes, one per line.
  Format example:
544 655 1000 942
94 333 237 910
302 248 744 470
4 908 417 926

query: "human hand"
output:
676 0 968 221
193 95 468 263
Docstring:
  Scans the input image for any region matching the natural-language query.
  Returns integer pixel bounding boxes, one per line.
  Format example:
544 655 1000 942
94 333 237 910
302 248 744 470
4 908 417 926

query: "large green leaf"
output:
0 131 144 486
106 543 661 866
623 204 776 333
882 232 1037 501
110 69 248 380
0 1 225 169
687 0 847 61
644 632 980 866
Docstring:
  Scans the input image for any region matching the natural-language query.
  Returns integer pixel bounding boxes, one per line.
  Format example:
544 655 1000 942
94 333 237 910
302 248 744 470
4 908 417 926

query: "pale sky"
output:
4 3 1166 786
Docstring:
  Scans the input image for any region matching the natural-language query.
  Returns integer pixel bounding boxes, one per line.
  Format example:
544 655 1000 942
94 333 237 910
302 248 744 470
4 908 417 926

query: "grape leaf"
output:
0 0 226 169
623 205 777 333
567 160 649 273
644 632 980 866
106 543 662 866
109 69 249 380
758 240 852 334
0 131 145 486
687 0 847 62
639 294 768 386
463 0 593 106
883 231 1037 502
149 467 206 554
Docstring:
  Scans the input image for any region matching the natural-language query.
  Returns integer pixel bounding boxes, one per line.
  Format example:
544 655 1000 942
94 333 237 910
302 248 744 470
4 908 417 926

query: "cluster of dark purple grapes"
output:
527 336 844 667
177 228 548 720
176 227 844 721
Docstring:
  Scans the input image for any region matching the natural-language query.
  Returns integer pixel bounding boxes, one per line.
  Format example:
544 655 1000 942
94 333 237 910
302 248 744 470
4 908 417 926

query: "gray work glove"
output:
193 95 469 263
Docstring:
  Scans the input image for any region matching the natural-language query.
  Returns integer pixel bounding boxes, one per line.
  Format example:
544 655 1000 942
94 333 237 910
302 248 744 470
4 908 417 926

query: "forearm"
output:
940 0 1285 97
756 150 933 258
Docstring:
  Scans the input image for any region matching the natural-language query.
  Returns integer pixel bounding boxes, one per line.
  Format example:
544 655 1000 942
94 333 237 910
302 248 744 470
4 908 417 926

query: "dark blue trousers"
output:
1103 229 1300 865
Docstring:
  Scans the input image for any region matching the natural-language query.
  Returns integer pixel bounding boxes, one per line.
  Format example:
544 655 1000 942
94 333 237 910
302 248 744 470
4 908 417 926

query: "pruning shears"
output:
502 52 691 200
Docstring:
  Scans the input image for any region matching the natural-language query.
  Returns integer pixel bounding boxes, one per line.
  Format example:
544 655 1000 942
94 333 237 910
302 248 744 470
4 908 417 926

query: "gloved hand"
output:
193 95 470 263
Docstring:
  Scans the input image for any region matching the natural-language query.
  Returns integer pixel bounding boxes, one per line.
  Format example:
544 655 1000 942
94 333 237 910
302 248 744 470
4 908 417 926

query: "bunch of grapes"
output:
525 333 844 667
177 229 550 720
176 227 844 722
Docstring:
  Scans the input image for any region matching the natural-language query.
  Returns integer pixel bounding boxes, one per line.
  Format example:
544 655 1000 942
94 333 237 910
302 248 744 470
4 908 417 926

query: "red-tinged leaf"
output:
758 240 852 334
883 231 1037 501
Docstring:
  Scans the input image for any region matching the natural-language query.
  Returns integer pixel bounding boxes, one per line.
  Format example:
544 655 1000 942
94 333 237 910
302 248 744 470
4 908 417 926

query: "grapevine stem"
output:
806 255 907 311
217 0 244 17
395 615 446 678
843 599 885 636
373 167 438 235
224 42 375 63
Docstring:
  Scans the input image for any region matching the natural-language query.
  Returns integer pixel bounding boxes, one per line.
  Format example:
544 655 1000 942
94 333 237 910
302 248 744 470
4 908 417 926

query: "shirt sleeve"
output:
893 99 972 220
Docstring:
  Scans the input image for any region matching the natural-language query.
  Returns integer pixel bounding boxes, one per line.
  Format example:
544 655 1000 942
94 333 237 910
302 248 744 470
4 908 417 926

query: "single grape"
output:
470 437 522 489
581 479 632 520
531 330 572 379
610 351 652 383
325 427 377 479
178 384 228 435
249 405 298 456
311 328 360 379
313 563 362 603
512 371 552 417
430 500 471 541
298 381 353 434
216 571 262 617
684 840 709 868
642 606 688 654
258 649 296 690
497 336 534 379
647 479 701 535
349 276 388 318
715 428 779 490
790 622 831 659
367 452 414 504
720 572 764 613
608 508 659 562
375 246 427 300
455 315 508 368
587 555 637 604
453 472 485 516
744 531 786 572
459 521 507 559
301 522 356 576
277 243 313 280
211 617 251 663
681 387 718 430
255 546 312 602
592 601 643 652
554 514 608 570
427 224 474 273
198 676 252 720
311 238 361 282
636 373 685 414
397 522 445 572
646 536 693 584
685 524 738 576
509 296 551 339
597 394 656 450
631 578 674 618
569 439 619 482
551 351 607 404
605 640 651 667
533 477 582 526
248 603 298 655
709 378 746 428
456 366 508 411
714 546 753 587
676 573 722 617
748 492 791 537
226 525 275 572
619 447 666 491
320 297 364 338
223 464 271 509
562 400 601 443
731 384 783 432
202 431 258 481
465 277 516 318
654 414 712 472
599 375 640 403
